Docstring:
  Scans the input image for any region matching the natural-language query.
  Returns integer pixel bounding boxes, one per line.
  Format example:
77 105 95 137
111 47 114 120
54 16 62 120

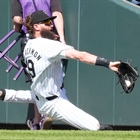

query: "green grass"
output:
0 130 140 140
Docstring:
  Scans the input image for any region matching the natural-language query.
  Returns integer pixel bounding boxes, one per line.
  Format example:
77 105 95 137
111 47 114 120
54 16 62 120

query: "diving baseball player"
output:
0 10 120 130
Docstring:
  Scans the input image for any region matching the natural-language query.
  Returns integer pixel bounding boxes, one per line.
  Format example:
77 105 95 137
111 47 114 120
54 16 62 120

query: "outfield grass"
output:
0 130 140 140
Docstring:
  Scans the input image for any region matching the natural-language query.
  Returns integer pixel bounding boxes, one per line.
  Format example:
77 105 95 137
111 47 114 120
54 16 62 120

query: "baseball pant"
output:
4 89 100 130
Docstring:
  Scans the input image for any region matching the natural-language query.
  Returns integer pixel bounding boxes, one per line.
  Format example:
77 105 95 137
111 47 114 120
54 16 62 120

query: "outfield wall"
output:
0 0 140 126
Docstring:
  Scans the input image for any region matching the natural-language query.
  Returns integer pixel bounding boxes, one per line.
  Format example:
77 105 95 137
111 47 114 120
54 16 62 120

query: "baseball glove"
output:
116 61 139 93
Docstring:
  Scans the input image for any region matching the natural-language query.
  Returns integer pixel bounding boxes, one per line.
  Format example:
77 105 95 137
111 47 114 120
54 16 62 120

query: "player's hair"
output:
23 15 35 35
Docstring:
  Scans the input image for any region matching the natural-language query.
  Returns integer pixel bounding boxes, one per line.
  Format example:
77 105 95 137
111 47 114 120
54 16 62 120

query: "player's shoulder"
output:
28 37 61 47
28 37 48 43
35 37 54 42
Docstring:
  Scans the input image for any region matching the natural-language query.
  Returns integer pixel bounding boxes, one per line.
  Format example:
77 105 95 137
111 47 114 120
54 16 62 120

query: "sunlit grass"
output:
0 130 140 140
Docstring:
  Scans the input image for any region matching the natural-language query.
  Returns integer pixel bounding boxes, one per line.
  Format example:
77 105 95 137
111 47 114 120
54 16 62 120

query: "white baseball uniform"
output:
22 37 100 130
4 89 35 103
4 88 67 104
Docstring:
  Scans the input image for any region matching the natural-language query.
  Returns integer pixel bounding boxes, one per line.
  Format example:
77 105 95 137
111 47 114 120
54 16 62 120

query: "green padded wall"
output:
0 0 140 126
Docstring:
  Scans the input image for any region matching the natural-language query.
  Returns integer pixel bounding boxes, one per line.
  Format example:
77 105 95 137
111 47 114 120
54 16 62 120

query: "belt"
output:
35 95 58 101
46 95 58 101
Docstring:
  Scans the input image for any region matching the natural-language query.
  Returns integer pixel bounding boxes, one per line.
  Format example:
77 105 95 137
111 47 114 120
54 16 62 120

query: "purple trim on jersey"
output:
19 0 51 33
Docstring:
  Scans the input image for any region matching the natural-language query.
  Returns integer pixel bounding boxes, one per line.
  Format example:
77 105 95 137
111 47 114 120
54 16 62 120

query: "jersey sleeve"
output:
40 39 73 62
48 41 72 59
12 0 23 18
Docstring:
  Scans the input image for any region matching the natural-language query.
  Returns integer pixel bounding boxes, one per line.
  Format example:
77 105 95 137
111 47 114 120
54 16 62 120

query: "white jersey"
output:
23 38 72 98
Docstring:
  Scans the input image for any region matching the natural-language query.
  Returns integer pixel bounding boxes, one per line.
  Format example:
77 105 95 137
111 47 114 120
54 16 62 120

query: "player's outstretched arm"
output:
65 48 120 72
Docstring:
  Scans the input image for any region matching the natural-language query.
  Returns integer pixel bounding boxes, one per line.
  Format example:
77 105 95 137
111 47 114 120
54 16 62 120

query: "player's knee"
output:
95 120 100 130
0 89 6 101
90 119 100 131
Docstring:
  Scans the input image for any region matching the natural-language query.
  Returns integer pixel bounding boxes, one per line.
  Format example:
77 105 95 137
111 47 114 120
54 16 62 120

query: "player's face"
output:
40 25 56 40
34 20 56 39
39 20 53 31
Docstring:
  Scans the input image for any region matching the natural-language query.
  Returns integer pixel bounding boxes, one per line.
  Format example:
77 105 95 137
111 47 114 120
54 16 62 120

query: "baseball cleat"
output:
100 124 113 130
40 116 52 130
27 118 40 130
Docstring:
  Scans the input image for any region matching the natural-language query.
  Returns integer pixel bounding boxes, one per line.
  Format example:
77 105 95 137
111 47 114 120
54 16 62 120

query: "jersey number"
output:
27 59 36 78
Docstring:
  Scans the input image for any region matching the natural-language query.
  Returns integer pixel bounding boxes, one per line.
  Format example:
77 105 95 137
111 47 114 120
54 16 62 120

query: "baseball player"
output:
0 10 120 130
23 10 121 130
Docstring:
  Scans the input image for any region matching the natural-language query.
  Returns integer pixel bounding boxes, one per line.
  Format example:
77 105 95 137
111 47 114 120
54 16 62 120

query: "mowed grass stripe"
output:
0 130 140 140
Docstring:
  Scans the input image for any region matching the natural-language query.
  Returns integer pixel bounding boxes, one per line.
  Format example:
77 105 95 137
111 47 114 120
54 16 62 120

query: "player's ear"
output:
33 24 40 31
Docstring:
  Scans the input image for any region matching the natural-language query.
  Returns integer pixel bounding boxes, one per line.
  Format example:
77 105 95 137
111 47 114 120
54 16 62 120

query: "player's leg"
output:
50 97 100 130
0 89 42 130
0 89 35 103
53 98 112 130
